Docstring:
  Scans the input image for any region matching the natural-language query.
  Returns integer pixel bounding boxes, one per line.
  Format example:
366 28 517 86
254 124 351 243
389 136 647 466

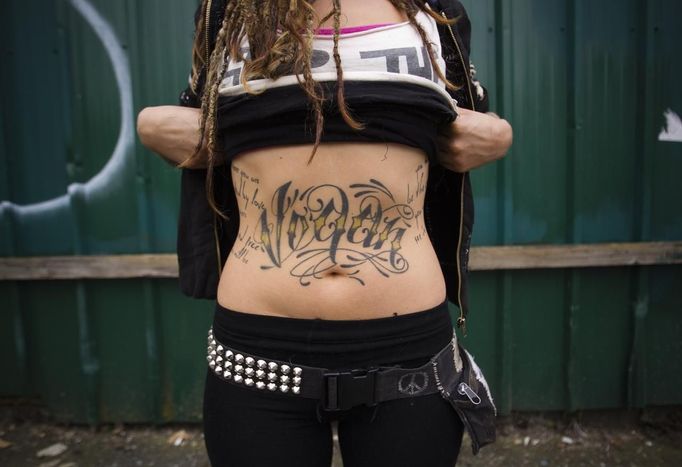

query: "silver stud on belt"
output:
207 327 303 395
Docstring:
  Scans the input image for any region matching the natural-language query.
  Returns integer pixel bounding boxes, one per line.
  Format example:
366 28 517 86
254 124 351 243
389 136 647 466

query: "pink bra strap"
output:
315 23 395 35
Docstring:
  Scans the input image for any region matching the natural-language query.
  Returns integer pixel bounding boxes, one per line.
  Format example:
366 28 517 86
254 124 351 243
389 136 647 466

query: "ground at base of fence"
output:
1 403 681 467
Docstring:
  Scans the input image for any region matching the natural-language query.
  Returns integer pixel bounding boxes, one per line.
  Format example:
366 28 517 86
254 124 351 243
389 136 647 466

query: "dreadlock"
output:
181 0 458 218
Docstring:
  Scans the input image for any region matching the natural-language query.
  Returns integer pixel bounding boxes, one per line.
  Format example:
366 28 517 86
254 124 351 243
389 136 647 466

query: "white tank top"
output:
216 9 454 109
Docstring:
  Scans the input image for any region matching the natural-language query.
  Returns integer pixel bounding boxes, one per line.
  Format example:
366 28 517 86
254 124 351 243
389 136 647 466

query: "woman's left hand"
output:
437 107 513 172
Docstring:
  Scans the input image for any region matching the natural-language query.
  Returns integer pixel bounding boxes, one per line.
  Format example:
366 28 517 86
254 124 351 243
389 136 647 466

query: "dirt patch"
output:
1 401 681 466
458 408 682 466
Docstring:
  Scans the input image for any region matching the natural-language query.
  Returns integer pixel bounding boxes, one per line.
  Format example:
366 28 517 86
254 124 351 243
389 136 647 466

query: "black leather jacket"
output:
176 0 488 334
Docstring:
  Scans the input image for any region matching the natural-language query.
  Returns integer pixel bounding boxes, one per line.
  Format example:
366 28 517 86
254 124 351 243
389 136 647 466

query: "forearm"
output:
136 105 208 168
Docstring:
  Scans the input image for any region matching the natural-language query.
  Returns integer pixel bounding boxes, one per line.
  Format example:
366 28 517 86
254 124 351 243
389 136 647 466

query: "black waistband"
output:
212 297 454 370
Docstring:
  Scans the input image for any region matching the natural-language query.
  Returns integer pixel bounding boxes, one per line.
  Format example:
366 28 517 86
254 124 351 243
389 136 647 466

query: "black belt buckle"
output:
323 367 379 411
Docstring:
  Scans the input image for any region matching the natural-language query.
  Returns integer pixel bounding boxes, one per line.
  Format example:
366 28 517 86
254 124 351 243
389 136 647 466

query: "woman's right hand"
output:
136 105 209 168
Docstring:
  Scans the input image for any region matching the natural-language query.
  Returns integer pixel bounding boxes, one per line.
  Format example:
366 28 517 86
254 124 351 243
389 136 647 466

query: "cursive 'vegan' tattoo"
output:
258 178 415 285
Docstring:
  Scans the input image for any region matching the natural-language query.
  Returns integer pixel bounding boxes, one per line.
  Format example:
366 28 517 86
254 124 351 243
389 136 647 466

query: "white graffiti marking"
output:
658 108 682 143
0 0 133 215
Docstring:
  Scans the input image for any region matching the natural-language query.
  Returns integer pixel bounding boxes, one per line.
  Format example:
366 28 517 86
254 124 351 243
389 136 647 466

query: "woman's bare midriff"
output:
216 142 447 320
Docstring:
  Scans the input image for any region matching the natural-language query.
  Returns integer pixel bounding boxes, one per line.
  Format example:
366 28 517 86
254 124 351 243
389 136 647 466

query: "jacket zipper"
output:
213 213 223 277
205 0 223 278
204 0 213 66
441 11 476 336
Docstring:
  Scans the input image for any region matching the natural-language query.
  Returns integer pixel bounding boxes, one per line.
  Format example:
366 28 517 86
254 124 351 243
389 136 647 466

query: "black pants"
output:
203 298 465 467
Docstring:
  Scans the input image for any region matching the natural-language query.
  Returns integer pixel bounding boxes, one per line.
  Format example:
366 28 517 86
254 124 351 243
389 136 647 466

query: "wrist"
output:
493 118 513 157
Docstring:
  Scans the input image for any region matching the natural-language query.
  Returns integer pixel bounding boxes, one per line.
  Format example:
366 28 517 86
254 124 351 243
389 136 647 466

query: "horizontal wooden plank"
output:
0 254 179 280
0 242 680 280
468 241 682 271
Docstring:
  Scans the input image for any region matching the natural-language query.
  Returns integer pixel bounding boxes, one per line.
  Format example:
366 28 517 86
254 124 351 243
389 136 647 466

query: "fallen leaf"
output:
0 438 12 449
36 443 68 457
167 430 192 447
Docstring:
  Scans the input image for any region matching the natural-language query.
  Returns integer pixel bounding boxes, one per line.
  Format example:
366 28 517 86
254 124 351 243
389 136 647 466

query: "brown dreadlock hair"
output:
181 0 458 218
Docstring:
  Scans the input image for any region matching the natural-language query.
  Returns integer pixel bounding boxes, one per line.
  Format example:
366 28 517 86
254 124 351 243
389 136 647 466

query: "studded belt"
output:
206 326 460 411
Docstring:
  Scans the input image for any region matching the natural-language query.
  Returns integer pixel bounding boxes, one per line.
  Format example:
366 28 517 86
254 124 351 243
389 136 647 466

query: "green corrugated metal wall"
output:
1 0 680 423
